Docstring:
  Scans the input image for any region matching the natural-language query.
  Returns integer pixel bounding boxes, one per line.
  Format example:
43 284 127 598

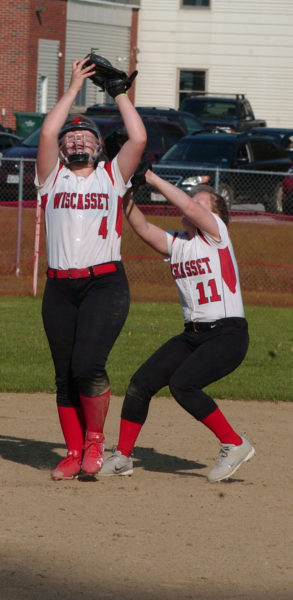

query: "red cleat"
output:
82 432 105 475
51 449 82 481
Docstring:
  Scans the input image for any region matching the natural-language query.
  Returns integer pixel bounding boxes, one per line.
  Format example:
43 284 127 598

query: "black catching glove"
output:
131 153 152 193
105 72 138 98
84 53 137 97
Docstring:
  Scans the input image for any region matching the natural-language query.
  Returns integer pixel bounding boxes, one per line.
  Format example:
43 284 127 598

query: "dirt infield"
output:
1 393 293 600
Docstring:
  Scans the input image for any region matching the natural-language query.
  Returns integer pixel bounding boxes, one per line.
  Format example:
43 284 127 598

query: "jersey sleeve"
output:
34 159 61 192
165 230 188 255
200 213 230 248
165 230 176 256
99 155 131 197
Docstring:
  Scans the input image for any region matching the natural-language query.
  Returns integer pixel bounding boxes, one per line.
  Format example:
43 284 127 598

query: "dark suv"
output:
136 131 292 213
86 104 204 135
91 115 187 163
180 94 266 133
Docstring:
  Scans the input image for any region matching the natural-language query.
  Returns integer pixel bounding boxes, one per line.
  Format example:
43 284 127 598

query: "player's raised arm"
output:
83 54 147 182
145 170 221 241
37 58 96 184
123 190 168 256
114 94 147 183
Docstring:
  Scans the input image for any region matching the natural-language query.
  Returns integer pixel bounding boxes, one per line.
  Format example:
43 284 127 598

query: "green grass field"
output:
0 297 292 401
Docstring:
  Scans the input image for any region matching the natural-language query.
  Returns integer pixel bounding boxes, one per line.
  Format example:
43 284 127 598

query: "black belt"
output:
185 317 241 333
47 262 117 280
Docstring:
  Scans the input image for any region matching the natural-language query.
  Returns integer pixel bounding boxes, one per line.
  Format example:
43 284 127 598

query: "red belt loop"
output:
47 263 117 280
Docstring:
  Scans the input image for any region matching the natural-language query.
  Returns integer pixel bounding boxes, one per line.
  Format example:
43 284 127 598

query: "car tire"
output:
283 191 293 215
264 181 284 213
217 183 234 209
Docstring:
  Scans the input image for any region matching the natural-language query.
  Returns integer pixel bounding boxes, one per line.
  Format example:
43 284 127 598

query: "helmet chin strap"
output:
59 146 101 167
67 152 90 165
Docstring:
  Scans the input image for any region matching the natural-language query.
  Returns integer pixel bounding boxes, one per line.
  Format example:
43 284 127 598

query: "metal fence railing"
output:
134 164 293 215
0 158 292 305
0 157 293 214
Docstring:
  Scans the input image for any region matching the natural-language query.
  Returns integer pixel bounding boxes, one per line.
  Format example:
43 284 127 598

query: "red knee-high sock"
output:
57 405 86 452
201 408 242 445
80 390 110 434
117 418 142 457
75 405 87 438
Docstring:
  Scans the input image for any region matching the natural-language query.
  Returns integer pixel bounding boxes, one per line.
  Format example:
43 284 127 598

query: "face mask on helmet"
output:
58 117 102 167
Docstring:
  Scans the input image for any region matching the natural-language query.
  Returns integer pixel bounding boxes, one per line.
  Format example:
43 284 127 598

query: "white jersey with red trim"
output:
165 213 245 322
34 156 131 269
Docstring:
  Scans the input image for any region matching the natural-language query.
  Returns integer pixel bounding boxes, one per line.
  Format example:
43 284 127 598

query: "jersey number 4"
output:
197 279 221 304
98 217 108 239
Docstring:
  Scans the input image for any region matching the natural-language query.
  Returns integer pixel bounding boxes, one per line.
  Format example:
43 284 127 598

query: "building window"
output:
179 70 206 105
181 0 210 7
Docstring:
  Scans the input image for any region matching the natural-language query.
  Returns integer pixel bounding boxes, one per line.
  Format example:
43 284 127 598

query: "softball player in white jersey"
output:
35 57 146 481
100 172 255 482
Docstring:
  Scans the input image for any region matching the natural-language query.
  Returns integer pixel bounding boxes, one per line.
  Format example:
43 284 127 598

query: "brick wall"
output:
0 0 67 132
128 8 139 105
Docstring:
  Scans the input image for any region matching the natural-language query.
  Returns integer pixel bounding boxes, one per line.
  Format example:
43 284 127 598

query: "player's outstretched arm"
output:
123 190 168 255
114 94 147 184
146 170 220 240
37 58 96 184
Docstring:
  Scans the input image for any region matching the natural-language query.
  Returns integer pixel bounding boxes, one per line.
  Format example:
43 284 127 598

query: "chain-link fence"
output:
0 158 292 306
0 157 37 204
134 164 293 215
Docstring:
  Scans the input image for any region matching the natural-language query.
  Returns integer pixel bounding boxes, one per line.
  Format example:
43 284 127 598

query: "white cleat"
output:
207 436 255 482
99 450 133 476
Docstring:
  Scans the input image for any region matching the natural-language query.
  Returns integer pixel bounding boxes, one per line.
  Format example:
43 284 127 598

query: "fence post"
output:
32 193 42 297
15 158 24 277
214 167 220 192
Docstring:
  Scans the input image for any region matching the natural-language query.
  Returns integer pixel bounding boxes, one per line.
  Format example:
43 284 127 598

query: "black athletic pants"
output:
42 262 130 406
122 317 249 423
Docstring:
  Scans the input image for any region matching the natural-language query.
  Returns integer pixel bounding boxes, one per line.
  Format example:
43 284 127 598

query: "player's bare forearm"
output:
145 169 219 238
116 95 147 182
146 170 195 214
115 94 146 145
40 59 95 142
123 191 168 255
123 192 150 233
37 59 96 183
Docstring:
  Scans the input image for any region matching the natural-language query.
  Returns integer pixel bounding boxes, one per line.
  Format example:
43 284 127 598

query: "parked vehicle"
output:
135 131 292 213
250 127 293 161
90 115 187 162
281 168 293 214
86 104 204 135
0 114 186 201
180 94 266 133
0 132 22 152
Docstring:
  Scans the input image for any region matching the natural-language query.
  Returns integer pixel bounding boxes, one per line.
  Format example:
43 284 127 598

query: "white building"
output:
65 0 140 108
63 0 293 127
134 0 293 127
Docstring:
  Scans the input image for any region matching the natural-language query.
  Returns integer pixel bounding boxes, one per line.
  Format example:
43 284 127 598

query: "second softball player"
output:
100 171 255 482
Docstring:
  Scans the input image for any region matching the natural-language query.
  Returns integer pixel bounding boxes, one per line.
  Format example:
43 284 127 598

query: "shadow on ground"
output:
0 434 206 476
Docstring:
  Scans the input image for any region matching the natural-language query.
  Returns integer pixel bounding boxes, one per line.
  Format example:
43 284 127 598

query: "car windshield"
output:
180 115 203 134
21 128 41 147
181 99 238 121
160 137 233 164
